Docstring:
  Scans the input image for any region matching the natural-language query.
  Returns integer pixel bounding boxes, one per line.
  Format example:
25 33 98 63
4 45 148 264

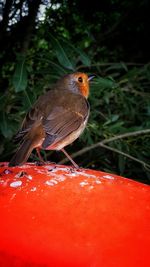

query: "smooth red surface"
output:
0 162 150 267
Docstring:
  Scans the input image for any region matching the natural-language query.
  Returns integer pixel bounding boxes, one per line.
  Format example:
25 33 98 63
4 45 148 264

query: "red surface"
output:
0 162 150 267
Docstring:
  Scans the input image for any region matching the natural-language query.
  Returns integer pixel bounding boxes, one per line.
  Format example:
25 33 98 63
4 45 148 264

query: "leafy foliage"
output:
0 0 150 184
13 56 28 92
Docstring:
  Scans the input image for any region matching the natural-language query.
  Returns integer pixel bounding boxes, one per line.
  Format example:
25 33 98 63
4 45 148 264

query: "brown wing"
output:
41 90 89 148
14 105 44 142
15 89 89 148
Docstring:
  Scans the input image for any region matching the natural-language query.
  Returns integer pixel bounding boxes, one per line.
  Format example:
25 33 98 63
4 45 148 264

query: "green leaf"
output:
60 38 91 66
49 34 75 70
76 48 91 66
0 112 13 138
0 93 7 110
106 62 128 72
103 114 119 126
62 39 91 67
96 77 116 89
12 57 28 92
46 60 67 75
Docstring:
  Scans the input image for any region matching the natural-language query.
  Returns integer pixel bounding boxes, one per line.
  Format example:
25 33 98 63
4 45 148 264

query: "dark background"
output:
0 0 150 183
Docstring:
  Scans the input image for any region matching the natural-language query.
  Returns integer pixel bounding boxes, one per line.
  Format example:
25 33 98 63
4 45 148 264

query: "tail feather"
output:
9 139 34 167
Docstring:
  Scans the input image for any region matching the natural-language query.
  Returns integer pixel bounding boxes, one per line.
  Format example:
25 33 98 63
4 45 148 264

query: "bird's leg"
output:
61 148 79 169
36 148 45 165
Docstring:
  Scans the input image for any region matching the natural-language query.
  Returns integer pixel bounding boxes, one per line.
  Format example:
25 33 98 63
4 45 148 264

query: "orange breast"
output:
79 83 89 98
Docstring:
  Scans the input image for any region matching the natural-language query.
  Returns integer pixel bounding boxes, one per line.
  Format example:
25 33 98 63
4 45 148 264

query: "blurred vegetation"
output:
0 0 150 183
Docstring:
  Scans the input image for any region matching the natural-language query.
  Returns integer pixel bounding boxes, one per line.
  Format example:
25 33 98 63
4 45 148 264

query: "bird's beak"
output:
88 75 95 81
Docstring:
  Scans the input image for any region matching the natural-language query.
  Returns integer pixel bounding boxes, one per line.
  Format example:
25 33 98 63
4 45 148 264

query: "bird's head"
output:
56 72 95 98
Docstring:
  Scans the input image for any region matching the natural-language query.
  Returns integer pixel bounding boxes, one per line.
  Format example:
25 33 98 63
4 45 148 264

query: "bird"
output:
9 72 94 168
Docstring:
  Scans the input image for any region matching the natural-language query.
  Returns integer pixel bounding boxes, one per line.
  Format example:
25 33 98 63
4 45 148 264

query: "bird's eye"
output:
78 76 83 83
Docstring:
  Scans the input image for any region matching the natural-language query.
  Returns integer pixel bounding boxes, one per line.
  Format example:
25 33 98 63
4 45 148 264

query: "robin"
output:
9 72 94 168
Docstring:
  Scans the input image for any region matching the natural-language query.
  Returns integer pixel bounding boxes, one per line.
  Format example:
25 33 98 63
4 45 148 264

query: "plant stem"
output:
58 129 150 167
